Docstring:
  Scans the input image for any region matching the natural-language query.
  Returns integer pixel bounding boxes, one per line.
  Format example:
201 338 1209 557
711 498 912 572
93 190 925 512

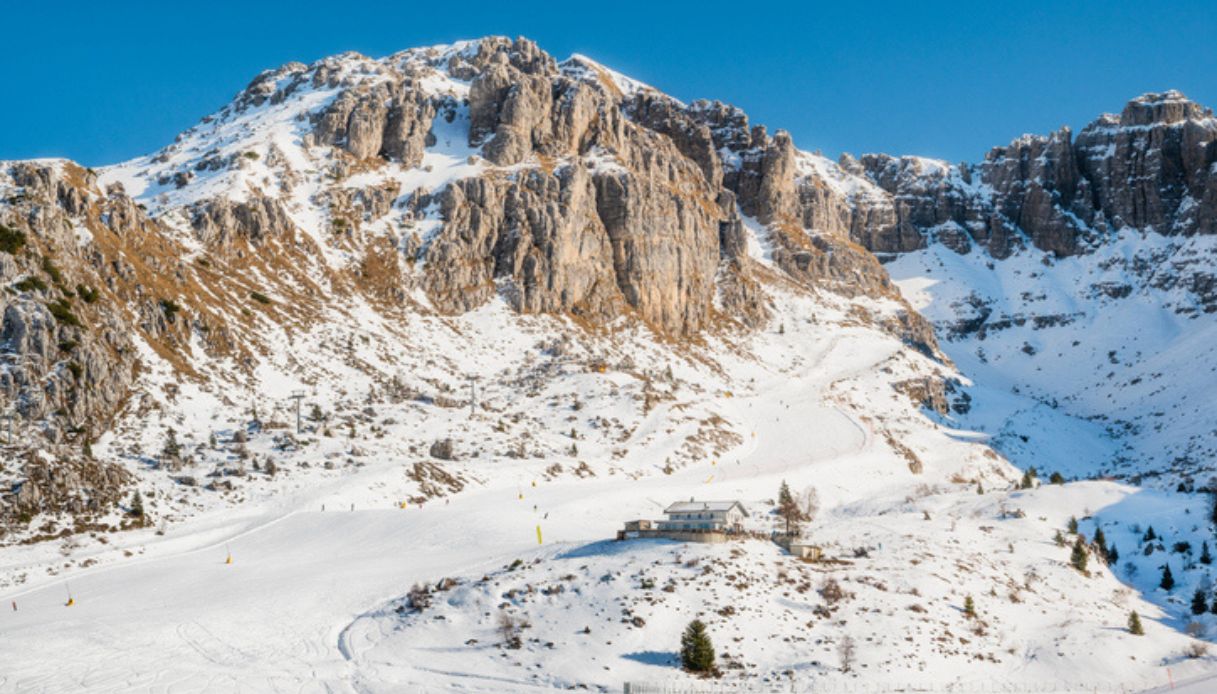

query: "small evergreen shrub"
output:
0 224 25 254
14 276 48 292
1128 611 1144 635
41 256 64 285
47 299 82 327
159 298 181 320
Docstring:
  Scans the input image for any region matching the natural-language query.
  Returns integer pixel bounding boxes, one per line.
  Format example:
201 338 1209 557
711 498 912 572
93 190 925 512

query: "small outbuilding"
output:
789 542 823 561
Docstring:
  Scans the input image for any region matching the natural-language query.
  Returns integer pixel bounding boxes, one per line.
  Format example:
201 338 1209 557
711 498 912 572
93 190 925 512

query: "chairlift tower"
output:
290 390 305 434
467 375 480 418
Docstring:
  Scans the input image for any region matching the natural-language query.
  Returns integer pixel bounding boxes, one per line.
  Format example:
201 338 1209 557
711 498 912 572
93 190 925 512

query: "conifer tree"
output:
964 595 976 619
1071 535 1089 573
1160 563 1175 591
1192 588 1209 615
1201 541 1213 565
1068 516 1079 534
680 619 715 673
976 481 984 495
777 480 804 534
1093 526 1106 550
130 490 144 518
1144 526 1156 543
1107 543 1119 566
1128 611 1144 635
162 428 181 460
1049 471 1065 485
1053 530 1066 547
1020 469 1035 489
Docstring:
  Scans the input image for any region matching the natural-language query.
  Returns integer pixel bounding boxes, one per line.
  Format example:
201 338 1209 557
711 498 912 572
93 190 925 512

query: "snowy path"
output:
0 333 887 691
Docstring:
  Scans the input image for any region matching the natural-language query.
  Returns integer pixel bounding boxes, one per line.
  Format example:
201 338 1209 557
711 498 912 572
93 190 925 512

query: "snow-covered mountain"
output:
1 36 1216 691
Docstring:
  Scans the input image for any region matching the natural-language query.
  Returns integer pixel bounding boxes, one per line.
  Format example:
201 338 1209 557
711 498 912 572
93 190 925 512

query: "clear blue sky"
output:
4 0 1215 166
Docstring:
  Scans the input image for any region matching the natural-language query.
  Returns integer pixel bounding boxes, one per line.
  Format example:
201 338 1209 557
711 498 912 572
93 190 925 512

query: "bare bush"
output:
406 583 431 611
800 487 820 523
820 578 845 605
838 635 856 672
498 611 523 649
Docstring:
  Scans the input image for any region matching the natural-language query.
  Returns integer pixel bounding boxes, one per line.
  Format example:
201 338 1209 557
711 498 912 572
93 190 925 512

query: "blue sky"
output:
4 1 1215 166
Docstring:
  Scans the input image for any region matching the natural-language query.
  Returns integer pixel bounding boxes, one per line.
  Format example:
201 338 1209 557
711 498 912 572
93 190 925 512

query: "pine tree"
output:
1020 469 1035 489
777 480 804 534
778 481 794 511
1071 535 1089 573
1144 526 1156 543
1107 543 1119 566
1128 611 1144 635
1093 526 1106 550
1049 471 1065 485
1160 563 1175 591
1192 588 1209 615
161 428 181 460
964 595 976 619
1093 527 1108 563
1068 516 1079 534
1211 492 1217 526
130 490 144 518
1053 530 1066 547
680 619 715 673
976 481 984 495
1201 541 1213 565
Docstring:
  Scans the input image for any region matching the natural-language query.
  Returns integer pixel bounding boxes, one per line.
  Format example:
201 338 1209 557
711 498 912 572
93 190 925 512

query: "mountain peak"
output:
1119 90 1213 126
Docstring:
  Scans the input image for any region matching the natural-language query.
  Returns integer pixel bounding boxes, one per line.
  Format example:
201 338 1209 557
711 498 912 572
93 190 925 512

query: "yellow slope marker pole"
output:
536 525 543 545
225 543 233 565
705 474 714 484
64 582 74 607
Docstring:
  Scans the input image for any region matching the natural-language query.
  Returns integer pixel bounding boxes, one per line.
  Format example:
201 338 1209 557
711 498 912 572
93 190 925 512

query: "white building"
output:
658 499 748 533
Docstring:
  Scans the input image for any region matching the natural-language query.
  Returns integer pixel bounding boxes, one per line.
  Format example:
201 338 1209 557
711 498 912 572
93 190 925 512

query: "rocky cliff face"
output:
4 36 1213 534
840 91 1217 263
0 37 946 526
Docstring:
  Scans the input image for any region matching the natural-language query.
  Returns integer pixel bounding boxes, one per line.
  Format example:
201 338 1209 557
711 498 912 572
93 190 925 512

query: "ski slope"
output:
0 323 896 690
3 313 1210 691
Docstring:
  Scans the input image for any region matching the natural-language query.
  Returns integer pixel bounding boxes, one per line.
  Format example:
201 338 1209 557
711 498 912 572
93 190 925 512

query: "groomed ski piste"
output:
2 284 1216 692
